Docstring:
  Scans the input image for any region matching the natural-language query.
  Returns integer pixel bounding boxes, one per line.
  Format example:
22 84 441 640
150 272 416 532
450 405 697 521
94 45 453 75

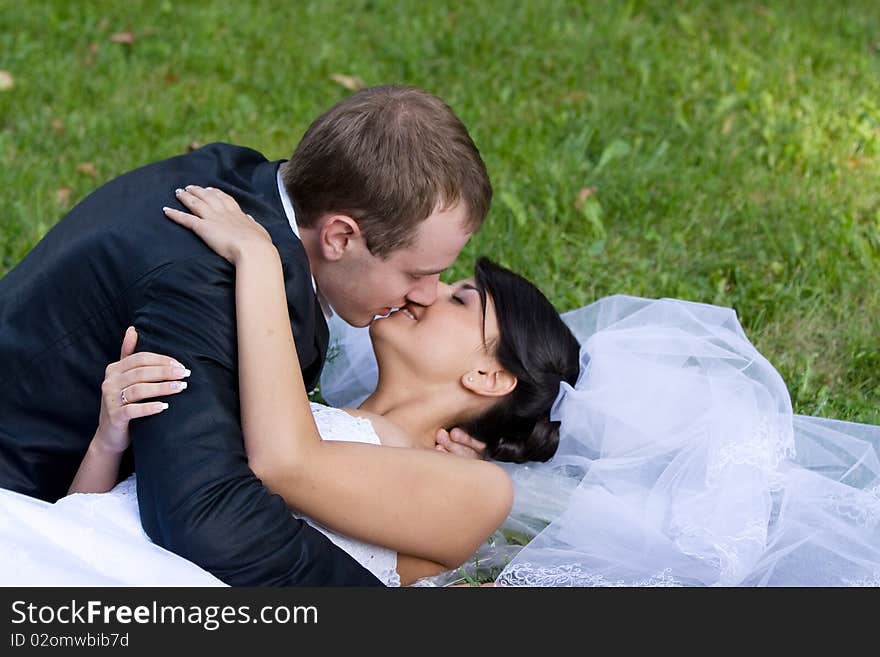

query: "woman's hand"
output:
434 428 487 460
69 326 192 495
163 185 274 265
96 326 191 453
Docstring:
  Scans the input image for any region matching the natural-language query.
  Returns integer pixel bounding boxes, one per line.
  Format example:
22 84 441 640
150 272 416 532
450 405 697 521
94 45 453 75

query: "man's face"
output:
322 203 473 327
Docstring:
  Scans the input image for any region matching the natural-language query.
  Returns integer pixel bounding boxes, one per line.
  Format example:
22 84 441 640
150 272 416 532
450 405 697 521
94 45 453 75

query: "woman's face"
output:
369 279 501 386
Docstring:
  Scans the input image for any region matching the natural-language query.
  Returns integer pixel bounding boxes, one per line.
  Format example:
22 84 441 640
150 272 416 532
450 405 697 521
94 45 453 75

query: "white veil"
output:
320 297 880 586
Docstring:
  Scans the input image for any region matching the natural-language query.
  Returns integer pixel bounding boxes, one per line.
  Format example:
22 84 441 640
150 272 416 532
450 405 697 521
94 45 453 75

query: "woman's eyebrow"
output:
457 282 489 344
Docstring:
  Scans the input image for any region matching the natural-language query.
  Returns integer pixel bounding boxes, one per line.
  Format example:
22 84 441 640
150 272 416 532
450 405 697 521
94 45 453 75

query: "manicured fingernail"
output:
172 381 187 390
175 188 184 195
185 185 193 190
163 206 171 212
160 402 169 410
173 367 191 377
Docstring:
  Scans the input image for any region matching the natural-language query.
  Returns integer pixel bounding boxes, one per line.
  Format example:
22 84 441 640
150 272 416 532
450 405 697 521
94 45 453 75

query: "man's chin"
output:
338 312 374 329
334 305 393 328
363 309 397 328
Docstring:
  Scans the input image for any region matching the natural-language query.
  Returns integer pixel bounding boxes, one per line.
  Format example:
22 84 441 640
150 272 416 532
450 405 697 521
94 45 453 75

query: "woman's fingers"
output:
448 428 487 455
163 185 270 264
179 185 229 212
163 205 202 231
115 364 190 389
119 326 138 360
175 184 244 216
174 186 218 214
120 400 170 421
119 380 187 405
103 353 189 407
106 351 180 379
99 338 183 433
116 351 185 371
208 187 241 213
189 185 239 212
433 427 487 459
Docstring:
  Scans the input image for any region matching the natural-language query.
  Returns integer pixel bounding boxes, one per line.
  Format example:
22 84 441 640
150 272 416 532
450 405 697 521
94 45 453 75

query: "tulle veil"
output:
320 296 880 586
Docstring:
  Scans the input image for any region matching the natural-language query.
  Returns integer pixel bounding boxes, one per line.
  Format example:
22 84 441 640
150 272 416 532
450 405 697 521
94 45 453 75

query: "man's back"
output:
0 143 301 500
0 143 381 585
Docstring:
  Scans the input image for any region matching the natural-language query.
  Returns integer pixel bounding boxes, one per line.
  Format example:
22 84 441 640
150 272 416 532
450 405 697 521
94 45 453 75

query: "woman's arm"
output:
395 553 452 586
68 436 127 495
234 248 512 567
164 187 513 568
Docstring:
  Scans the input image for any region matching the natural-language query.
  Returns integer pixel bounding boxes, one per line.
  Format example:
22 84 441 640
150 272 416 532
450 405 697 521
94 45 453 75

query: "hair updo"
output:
459 258 581 463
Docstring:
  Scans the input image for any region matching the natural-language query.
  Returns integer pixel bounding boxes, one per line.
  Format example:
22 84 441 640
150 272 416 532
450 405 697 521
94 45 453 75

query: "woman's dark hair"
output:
459 257 581 463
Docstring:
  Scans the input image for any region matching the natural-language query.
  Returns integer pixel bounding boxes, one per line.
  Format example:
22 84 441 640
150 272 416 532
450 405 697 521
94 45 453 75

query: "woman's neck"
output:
357 379 472 450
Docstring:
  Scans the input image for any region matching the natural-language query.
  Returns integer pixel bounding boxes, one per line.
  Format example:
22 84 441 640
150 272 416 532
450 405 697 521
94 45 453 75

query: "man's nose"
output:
406 275 442 307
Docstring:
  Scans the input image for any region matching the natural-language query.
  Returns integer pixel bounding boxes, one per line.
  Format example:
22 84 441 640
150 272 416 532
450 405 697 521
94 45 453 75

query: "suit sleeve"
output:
129 256 382 586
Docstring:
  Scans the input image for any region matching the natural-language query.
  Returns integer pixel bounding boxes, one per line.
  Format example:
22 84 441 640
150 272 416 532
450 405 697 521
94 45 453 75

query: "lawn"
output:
1 0 878 423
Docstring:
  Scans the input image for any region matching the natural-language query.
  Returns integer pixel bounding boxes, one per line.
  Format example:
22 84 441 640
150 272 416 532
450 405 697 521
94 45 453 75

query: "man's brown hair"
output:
281 85 492 258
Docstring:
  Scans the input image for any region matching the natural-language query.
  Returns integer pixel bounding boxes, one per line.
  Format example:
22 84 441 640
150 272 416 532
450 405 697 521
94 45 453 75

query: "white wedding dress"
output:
0 403 400 587
321 295 880 586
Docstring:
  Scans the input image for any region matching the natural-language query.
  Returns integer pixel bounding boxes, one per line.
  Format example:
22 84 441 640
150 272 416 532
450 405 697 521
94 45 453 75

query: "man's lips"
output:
382 305 417 321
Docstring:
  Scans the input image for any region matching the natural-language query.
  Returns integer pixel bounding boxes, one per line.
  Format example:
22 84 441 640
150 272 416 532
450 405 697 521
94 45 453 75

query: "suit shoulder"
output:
160 142 271 173
193 142 270 161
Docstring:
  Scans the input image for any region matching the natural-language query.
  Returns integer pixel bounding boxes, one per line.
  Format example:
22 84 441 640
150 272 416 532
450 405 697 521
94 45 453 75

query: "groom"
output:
0 86 492 586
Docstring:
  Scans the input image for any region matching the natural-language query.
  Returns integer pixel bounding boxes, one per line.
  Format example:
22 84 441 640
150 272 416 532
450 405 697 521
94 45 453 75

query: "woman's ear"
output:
318 214 361 261
461 367 517 398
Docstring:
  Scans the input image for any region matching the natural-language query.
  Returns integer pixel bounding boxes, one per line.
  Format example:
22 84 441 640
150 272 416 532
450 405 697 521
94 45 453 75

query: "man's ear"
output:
318 214 362 261
461 367 517 398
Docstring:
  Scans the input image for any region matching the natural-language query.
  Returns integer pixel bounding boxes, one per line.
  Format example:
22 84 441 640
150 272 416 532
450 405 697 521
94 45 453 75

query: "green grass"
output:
2 0 878 423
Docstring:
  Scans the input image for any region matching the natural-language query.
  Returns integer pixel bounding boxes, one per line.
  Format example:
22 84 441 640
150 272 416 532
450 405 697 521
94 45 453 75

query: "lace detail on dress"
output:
495 564 680 587
61 474 145 537
107 475 138 502
292 508 401 587
300 403 401 587
308 402 380 444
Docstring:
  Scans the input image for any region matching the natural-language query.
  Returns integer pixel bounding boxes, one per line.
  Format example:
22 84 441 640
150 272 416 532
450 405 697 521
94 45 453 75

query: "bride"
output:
326 296 880 587
53 185 582 587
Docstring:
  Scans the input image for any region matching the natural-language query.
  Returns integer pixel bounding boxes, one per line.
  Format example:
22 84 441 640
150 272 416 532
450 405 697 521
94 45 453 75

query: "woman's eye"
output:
452 295 465 305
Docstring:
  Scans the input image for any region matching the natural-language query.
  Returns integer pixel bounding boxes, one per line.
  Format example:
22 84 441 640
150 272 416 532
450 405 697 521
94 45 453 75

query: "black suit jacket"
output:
0 143 382 586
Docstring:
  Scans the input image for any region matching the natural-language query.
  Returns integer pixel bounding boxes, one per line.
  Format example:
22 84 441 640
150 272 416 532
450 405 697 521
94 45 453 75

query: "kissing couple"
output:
0 85 579 586
2 86 879 587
